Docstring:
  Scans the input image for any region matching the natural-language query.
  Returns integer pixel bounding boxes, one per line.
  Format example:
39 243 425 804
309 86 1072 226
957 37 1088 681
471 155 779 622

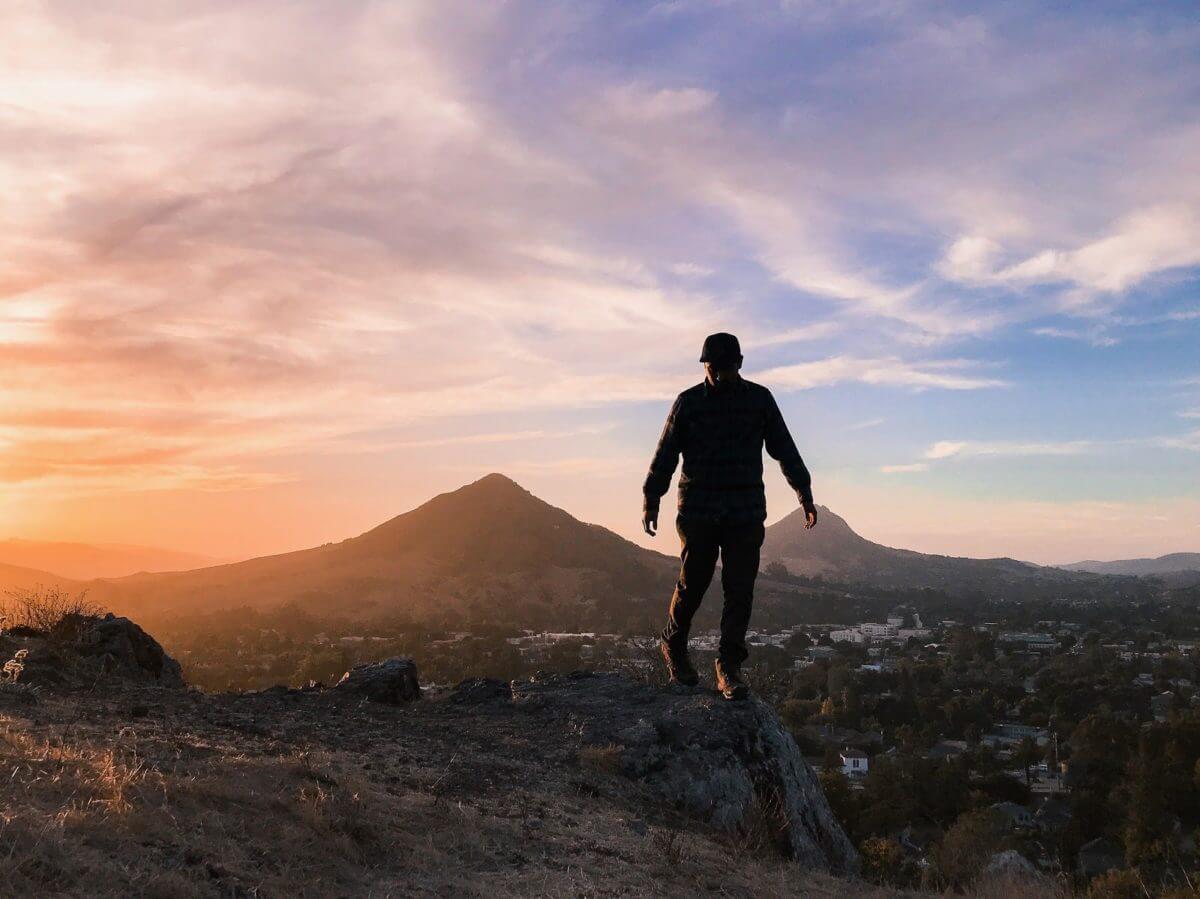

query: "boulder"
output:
983 849 1039 880
511 671 859 875
75 614 185 687
334 658 420 703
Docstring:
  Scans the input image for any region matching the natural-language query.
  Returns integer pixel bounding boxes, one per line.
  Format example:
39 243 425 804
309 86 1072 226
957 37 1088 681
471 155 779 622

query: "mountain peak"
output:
771 504 860 540
465 472 527 493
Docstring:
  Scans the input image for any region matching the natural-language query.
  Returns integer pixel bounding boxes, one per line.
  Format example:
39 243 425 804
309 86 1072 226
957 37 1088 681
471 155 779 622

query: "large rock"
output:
510 671 859 875
335 658 420 703
983 849 1039 880
76 614 185 687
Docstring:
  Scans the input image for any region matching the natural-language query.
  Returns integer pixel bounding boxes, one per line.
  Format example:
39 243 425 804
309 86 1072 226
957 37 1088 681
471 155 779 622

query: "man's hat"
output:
700 332 742 364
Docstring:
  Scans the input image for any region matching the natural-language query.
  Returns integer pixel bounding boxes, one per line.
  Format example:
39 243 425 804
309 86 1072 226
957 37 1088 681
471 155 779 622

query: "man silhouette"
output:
642 332 816 700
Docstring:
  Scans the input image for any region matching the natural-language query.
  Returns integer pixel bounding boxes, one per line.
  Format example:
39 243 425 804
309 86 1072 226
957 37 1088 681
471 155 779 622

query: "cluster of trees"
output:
747 625 1200 891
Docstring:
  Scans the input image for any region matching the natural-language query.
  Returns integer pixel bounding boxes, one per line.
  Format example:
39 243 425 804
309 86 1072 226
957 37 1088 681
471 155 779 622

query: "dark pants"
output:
660 513 765 668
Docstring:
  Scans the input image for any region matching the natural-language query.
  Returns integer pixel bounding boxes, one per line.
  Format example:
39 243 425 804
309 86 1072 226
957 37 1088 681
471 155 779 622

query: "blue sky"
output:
0 0 1197 563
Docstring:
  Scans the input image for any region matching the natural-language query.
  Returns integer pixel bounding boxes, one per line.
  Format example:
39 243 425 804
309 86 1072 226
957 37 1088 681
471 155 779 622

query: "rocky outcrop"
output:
2 613 183 688
76 614 185 686
507 671 859 875
334 657 420 703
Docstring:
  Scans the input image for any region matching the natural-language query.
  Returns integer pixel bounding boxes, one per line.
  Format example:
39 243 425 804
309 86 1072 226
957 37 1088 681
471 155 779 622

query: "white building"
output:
830 623 898 645
841 748 869 778
998 632 1058 652
829 628 865 644
861 623 899 641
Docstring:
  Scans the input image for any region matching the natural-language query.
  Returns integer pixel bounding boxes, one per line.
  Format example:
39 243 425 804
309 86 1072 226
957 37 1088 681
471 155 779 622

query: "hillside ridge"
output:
1059 551 1200 576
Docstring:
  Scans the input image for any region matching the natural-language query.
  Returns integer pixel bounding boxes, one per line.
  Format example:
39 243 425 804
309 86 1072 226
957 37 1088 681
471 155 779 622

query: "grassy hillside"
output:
0 679 911 898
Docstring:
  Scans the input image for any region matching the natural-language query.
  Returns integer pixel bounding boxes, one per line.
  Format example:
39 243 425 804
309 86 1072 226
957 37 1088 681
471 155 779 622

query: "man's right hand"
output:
643 508 658 536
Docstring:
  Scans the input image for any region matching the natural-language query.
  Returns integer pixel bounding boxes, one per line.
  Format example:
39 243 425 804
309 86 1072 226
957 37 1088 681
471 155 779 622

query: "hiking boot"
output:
714 659 748 701
659 639 699 686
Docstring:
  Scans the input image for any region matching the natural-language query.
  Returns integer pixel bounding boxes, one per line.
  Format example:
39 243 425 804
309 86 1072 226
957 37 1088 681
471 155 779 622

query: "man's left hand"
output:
801 497 818 529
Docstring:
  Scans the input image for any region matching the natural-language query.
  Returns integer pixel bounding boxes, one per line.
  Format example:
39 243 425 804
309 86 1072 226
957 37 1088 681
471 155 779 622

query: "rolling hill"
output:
762 504 1119 598
0 561 81 597
1059 552 1200 577
92 474 676 628
0 539 220 580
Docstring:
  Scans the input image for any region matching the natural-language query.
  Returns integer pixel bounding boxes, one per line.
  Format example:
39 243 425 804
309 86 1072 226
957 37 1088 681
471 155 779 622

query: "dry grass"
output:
1 587 99 636
577 742 624 777
969 870 1068 898
0 688 933 898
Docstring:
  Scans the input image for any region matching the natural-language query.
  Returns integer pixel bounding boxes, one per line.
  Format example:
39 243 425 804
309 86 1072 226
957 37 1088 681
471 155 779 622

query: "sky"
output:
1 0 1199 566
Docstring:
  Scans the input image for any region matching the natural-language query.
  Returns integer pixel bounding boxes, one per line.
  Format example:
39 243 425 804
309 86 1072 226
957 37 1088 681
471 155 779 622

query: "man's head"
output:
700 332 742 385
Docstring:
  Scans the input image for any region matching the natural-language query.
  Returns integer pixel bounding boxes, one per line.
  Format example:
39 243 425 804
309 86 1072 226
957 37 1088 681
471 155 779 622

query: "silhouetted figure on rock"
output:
643 332 816 700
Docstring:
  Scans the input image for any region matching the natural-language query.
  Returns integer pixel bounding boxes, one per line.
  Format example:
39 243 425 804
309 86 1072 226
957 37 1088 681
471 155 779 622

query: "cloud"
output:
322 423 617 454
848 417 887 430
937 235 1000 282
757 357 1007 392
1153 429 1200 451
456 455 645 477
994 205 1200 294
1031 326 1119 348
667 262 715 277
937 209 1200 326
603 84 717 120
923 439 1095 460
917 427 1200 463
880 463 928 473
742 321 843 349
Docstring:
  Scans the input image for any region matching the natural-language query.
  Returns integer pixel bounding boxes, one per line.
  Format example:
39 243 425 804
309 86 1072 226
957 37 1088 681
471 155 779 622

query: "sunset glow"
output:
2 1 1198 563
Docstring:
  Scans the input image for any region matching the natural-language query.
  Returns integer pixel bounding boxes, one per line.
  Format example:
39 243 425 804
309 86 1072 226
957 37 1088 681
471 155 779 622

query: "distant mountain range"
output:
0 561 79 596
0 539 221 581
761 504 1109 596
0 474 1164 628
1058 553 1200 577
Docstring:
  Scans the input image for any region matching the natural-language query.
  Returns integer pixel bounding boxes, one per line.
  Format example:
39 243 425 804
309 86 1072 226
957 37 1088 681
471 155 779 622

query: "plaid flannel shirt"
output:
642 376 812 523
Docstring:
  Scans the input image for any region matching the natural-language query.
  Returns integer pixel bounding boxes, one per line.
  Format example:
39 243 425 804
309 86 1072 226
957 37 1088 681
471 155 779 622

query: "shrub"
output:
1 587 98 636
932 807 1010 889
860 835 920 888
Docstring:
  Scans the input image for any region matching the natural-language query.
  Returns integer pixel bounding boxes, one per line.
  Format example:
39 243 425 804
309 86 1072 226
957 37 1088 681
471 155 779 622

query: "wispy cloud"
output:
742 321 843 349
976 205 1200 296
1153 429 1200 452
455 455 645 477
325 423 618 454
758 357 1007 392
923 440 1096 460
880 463 928 473
603 84 717 121
848 417 887 431
1031 326 1119 348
